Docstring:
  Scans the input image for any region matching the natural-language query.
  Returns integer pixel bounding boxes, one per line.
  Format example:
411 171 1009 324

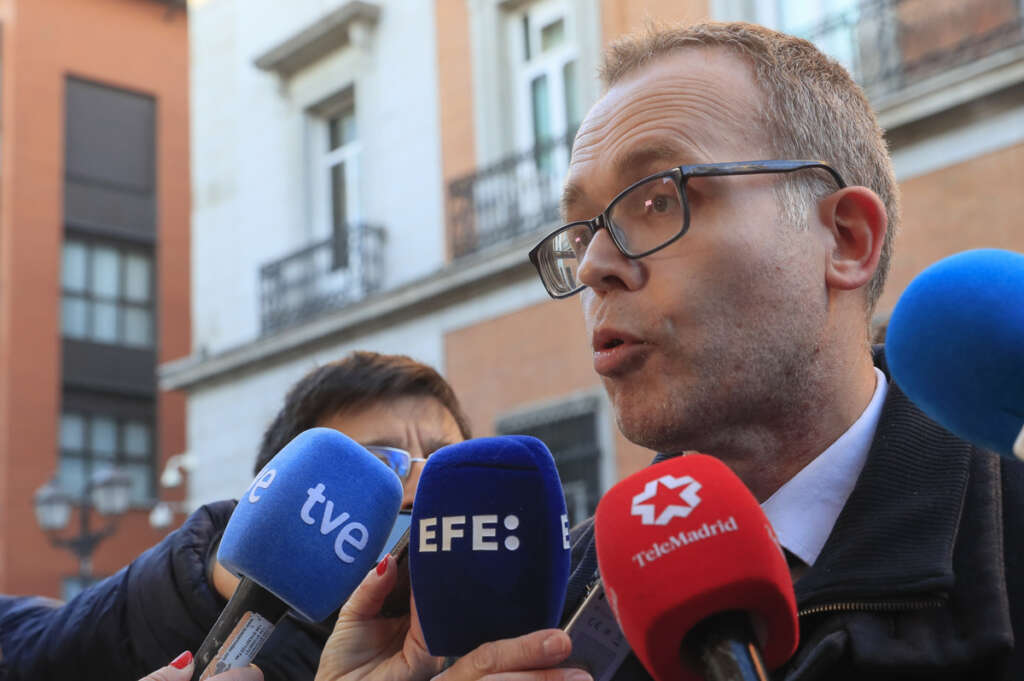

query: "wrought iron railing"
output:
799 0 1024 98
259 223 386 334
447 130 574 259
447 1 1023 259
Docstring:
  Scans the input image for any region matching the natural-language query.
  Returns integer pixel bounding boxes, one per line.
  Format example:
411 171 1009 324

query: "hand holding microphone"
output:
313 555 580 681
139 652 262 681
313 435 589 681
595 454 798 681
314 552 439 681
192 428 404 680
410 435 573 656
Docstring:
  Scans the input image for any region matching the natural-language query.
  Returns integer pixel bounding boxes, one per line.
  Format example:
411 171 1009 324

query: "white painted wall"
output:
190 0 445 355
185 275 550 507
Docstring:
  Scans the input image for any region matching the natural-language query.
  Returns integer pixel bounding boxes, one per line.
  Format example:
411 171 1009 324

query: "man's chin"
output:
613 407 685 453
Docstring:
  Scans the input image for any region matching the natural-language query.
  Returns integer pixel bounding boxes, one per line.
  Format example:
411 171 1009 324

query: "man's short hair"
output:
253 351 472 473
599 21 900 315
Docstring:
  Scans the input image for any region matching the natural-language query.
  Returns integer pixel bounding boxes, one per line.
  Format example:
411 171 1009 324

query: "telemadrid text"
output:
631 516 738 567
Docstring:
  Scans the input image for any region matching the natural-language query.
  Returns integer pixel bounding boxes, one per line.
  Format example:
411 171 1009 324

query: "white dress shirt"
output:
761 368 889 567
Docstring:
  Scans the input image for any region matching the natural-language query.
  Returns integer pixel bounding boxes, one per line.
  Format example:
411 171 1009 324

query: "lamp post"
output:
34 468 133 595
149 451 195 529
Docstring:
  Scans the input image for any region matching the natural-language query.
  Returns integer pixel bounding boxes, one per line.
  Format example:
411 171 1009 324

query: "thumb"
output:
337 554 398 622
138 652 193 681
139 652 264 681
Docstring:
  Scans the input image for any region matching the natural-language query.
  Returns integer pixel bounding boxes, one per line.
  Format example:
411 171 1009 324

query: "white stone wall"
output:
189 0 444 355
186 276 549 507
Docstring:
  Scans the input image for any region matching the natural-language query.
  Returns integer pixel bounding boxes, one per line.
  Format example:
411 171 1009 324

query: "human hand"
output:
139 651 263 681
210 557 242 600
314 555 441 681
314 556 592 681
431 629 591 681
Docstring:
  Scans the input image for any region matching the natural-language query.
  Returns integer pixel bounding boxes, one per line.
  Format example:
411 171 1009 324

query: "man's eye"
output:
647 196 669 212
644 193 679 214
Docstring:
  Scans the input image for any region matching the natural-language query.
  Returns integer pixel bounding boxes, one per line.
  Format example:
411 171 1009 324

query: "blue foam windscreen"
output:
217 428 403 622
886 249 1024 457
410 435 571 656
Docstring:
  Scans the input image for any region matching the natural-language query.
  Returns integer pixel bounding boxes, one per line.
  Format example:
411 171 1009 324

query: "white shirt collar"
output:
761 368 888 566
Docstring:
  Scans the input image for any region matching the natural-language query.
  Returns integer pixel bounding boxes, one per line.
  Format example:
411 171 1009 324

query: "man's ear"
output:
818 186 887 292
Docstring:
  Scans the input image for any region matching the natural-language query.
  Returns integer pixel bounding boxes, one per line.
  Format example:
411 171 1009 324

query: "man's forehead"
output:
563 48 764 213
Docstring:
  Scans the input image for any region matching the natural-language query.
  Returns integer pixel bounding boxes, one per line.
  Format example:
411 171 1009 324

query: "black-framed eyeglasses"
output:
364 445 427 482
528 160 847 298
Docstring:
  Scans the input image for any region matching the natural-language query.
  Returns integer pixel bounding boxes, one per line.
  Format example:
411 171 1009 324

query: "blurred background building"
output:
0 0 189 597
4 0 1019 597
163 0 1024 534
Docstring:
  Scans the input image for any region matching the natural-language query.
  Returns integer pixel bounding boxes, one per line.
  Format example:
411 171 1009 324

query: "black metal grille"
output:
445 2 1023 260
259 223 386 334
799 0 1024 98
447 130 574 259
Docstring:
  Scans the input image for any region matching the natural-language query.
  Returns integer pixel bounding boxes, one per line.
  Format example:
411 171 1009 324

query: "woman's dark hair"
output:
253 351 472 473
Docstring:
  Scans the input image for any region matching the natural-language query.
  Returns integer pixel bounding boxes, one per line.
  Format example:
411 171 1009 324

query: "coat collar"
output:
793 378 971 605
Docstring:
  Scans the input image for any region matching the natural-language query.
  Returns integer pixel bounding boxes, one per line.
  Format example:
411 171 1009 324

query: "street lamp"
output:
148 451 196 530
33 468 133 593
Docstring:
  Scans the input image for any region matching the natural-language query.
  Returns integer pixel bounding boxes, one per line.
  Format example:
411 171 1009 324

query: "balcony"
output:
447 131 573 259
800 0 1024 100
259 223 386 334
447 1 1024 259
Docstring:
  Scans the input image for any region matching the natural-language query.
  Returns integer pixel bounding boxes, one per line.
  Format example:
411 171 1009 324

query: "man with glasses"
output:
305 21 1023 681
520 20 1023 681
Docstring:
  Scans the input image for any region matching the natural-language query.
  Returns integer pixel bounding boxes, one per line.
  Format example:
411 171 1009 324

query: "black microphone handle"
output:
683 611 770 681
191 576 290 681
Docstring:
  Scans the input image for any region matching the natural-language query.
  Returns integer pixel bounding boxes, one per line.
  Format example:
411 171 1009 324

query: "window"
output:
510 1 582 171
61 239 154 348
58 411 154 505
310 91 360 270
774 0 860 76
497 396 605 527
718 0 867 82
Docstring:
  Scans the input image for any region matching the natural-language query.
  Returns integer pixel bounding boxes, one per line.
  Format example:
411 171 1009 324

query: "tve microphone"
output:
192 428 403 680
595 455 798 681
885 249 1024 460
410 435 571 656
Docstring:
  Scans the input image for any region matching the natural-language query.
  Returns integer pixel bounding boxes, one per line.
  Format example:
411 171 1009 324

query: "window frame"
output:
307 88 361 271
61 235 156 348
58 409 156 507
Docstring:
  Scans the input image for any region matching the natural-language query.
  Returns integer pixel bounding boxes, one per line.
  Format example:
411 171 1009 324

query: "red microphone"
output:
594 455 798 681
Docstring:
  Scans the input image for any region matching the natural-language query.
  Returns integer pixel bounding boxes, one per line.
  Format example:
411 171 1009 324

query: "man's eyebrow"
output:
612 143 690 179
560 182 587 219
561 143 694 219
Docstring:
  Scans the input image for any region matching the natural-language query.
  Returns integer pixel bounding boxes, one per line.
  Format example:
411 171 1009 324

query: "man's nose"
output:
576 228 645 293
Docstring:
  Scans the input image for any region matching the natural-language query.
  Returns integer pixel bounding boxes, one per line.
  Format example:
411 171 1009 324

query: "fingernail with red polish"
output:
171 651 193 669
376 555 389 576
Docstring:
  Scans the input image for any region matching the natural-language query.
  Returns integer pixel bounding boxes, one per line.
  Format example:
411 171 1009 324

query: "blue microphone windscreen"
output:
218 428 403 621
886 249 1024 456
410 435 571 656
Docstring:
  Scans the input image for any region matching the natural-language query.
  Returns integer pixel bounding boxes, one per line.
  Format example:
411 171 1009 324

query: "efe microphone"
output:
410 435 571 656
594 454 798 681
885 248 1024 460
192 428 403 680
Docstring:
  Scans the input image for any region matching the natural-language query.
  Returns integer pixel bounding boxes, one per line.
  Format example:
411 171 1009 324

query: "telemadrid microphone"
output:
192 428 403 680
594 455 798 681
410 435 572 656
885 248 1024 460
